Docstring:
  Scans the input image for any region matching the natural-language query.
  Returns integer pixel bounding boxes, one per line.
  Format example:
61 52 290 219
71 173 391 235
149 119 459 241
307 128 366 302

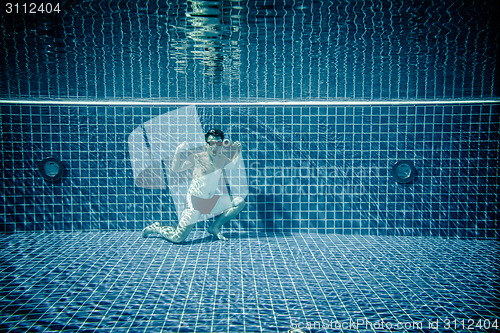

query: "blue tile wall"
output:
1 105 498 239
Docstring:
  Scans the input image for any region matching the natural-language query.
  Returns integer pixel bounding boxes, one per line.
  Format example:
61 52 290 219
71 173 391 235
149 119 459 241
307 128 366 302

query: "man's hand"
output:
231 141 241 160
175 141 189 154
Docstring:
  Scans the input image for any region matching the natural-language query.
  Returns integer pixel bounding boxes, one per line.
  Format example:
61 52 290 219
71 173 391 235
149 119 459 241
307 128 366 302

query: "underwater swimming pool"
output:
1 0 499 332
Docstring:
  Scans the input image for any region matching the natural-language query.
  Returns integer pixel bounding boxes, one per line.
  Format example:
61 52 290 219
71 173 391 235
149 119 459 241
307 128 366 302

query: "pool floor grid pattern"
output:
0 232 498 332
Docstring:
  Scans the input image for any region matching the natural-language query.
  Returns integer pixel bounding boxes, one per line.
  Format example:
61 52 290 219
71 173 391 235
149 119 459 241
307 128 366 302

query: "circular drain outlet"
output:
392 160 416 184
38 157 65 182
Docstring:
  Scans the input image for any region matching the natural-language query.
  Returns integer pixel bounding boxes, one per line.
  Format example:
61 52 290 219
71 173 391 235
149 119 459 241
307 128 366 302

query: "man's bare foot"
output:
142 222 161 237
208 226 228 240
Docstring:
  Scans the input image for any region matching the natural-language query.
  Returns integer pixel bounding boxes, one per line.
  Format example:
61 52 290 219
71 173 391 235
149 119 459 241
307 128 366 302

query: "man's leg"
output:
208 196 245 240
142 208 200 244
156 224 195 244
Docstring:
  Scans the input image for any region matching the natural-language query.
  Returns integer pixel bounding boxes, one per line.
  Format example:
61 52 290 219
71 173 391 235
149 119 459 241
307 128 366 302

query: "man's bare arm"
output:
171 142 195 172
222 141 242 169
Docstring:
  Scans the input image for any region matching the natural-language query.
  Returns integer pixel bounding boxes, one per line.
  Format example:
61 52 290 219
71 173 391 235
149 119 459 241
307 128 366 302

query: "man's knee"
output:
229 197 245 216
170 224 195 243
232 196 245 209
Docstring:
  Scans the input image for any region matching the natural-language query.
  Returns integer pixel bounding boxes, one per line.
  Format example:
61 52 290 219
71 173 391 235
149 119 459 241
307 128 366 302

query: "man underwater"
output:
142 129 246 243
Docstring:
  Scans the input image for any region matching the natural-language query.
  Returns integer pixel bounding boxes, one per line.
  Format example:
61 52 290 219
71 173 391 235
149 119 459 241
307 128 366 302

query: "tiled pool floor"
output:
1 232 498 332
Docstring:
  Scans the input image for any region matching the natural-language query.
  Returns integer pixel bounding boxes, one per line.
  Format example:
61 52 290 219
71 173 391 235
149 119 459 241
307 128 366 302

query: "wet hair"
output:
205 129 224 143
